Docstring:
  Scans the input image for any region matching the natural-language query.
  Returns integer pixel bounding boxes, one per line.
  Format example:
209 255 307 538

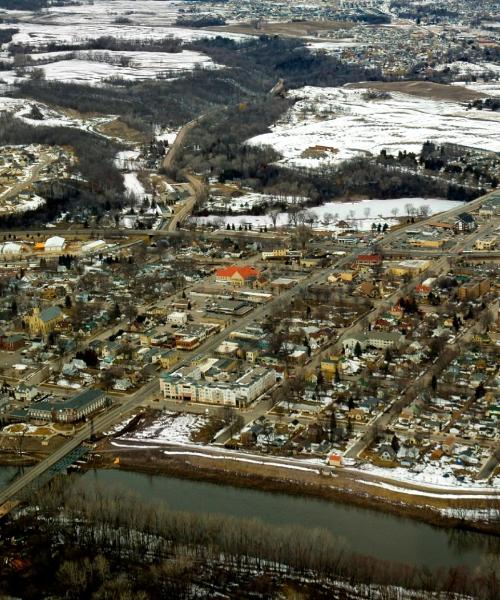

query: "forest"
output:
0 114 123 192
0 476 498 600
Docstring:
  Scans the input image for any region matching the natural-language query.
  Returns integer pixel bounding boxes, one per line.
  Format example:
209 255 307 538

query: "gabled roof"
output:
39 306 63 322
216 266 259 279
456 212 475 223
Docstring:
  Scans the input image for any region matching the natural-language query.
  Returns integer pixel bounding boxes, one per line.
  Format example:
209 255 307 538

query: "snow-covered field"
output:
452 80 500 97
435 60 500 77
248 86 500 169
119 412 209 445
24 50 217 85
355 462 499 494
193 197 463 231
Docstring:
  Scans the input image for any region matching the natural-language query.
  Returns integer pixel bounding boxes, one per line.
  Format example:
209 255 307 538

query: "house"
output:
453 213 476 233
215 266 259 287
328 453 343 467
378 444 397 461
26 306 64 337
320 359 338 381
14 383 38 402
442 435 457 456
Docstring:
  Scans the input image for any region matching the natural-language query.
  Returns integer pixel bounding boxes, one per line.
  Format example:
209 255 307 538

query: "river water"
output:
1 464 497 568
77 468 499 569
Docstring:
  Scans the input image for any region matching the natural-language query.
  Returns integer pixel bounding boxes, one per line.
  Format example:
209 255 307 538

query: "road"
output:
0 151 57 203
1 188 498 505
0 257 334 506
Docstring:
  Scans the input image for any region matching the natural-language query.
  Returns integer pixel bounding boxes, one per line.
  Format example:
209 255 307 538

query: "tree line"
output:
0 476 496 600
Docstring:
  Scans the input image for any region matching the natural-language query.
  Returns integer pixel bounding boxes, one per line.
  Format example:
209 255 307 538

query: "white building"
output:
167 311 188 326
0 242 22 256
160 366 276 408
44 236 66 252
343 332 404 353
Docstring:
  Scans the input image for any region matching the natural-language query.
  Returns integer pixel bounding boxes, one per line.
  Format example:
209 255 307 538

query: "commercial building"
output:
160 364 276 407
17 389 107 423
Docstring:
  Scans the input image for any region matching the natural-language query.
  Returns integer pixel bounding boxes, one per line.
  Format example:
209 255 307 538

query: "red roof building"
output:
215 266 260 286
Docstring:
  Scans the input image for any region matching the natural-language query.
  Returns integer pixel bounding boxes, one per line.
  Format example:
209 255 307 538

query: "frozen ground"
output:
248 86 500 169
435 61 500 77
355 461 500 495
120 411 209 445
452 80 500 97
193 197 463 230
123 173 148 201
24 51 217 85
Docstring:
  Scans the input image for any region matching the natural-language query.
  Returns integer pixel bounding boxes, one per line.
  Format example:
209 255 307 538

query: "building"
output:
342 332 404 352
21 389 107 423
26 306 64 336
0 333 25 351
475 236 497 251
389 260 430 277
454 213 476 233
457 278 491 301
261 249 302 261
215 266 259 287
174 323 219 351
167 311 188 326
160 365 276 408
354 254 382 269
0 242 23 257
44 236 66 252
409 238 447 249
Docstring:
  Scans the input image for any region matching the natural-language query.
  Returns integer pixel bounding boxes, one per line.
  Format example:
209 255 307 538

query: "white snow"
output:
193 197 463 230
162 450 321 473
248 86 500 169
121 411 208 445
351 462 500 492
123 173 147 201
360 479 499 500
452 80 500 97
24 50 216 85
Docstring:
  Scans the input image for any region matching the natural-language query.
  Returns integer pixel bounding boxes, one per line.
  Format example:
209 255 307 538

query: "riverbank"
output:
87 445 500 536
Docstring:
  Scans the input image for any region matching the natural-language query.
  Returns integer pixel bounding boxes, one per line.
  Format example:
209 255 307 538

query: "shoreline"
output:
85 447 500 537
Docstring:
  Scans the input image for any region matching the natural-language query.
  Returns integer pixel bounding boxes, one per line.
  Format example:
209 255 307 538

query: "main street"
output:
1 185 498 507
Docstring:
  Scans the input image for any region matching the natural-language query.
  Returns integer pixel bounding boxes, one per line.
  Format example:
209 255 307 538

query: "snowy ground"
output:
23 51 217 85
354 461 500 495
119 412 209 445
248 86 500 169
452 80 500 97
435 61 500 78
123 172 148 201
193 197 463 231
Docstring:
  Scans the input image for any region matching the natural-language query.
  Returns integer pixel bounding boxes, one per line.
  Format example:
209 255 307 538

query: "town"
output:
0 0 499 597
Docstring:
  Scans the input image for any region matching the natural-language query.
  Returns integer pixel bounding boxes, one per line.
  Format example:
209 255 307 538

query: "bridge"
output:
0 188 498 512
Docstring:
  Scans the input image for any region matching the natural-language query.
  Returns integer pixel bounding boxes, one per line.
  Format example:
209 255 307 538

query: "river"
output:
77 468 499 569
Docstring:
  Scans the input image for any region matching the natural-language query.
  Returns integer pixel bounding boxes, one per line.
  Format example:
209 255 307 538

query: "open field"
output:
346 80 487 102
248 85 500 169
211 19 354 39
